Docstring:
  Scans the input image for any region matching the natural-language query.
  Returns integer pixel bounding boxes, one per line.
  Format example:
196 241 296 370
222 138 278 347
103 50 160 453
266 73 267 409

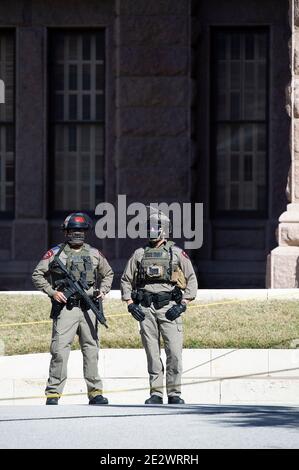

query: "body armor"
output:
137 241 187 290
138 241 174 285
49 243 95 288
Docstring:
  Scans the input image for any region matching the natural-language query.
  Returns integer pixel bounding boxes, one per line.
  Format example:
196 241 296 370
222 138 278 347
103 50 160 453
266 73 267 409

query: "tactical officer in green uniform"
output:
32 212 114 405
121 209 198 405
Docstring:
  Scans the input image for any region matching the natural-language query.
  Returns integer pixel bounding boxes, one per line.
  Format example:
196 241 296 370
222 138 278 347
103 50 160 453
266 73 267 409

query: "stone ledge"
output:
0 348 298 405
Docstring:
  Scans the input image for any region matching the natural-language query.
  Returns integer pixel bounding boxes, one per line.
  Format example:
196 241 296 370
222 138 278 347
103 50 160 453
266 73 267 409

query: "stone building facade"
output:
0 0 292 290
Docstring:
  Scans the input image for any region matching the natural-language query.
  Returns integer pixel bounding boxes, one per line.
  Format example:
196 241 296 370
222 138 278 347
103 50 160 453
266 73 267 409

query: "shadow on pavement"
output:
0 404 298 429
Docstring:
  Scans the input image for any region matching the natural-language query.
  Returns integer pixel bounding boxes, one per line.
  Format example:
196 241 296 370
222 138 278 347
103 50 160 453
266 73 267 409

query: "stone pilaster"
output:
267 0 299 287
12 26 48 261
115 0 191 258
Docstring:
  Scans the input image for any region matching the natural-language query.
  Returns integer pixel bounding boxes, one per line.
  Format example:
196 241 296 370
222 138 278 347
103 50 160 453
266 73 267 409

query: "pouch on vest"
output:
171 266 187 290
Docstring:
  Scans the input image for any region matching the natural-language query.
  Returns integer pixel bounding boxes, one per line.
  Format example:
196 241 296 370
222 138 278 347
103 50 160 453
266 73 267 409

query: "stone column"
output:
12 26 48 263
114 0 191 260
267 0 299 287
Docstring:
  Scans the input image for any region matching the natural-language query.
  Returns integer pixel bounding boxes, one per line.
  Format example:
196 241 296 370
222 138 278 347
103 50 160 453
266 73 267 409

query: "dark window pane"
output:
81 127 90 151
68 36 77 60
244 126 253 151
83 64 91 90
231 62 241 89
245 34 254 60
96 64 105 90
69 95 77 120
231 126 240 151
82 36 91 60
231 34 240 60
230 92 240 119
50 31 105 211
82 95 91 120
68 126 77 151
244 154 253 181
244 63 255 89
96 31 105 60
244 92 255 119
230 154 239 181
212 29 268 212
69 65 77 90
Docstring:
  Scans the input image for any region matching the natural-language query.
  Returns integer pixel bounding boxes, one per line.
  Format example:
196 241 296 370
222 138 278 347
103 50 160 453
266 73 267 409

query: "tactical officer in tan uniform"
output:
32 212 114 405
121 209 198 405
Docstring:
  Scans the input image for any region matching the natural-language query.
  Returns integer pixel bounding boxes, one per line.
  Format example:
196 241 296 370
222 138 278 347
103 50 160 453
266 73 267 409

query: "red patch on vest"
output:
42 249 54 260
181 250 189 259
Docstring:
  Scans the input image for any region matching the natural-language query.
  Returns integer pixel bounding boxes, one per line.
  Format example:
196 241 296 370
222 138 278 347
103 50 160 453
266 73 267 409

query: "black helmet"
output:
61 212 92 231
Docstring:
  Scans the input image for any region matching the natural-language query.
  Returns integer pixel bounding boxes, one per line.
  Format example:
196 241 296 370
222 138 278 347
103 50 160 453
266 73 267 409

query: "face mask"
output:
66 230 85 246
148 239 159 247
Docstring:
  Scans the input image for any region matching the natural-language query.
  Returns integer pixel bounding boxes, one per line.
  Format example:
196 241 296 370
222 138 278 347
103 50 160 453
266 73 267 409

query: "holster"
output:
172 285 183 304
50 299 64 319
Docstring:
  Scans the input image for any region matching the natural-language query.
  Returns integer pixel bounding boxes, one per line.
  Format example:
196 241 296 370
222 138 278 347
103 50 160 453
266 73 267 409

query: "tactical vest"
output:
49 243 95 287
137 241 175 286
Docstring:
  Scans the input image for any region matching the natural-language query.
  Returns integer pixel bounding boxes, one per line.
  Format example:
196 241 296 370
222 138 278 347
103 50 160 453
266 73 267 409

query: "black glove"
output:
128 303 145 322
165 302 187 321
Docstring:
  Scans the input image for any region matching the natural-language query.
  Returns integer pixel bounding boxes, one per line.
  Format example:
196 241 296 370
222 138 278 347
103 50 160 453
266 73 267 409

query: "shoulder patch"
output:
42 249 54 260
181 250 190 259
42 245 61 260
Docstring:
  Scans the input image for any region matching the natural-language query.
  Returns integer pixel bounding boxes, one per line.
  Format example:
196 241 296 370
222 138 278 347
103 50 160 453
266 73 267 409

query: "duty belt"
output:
131 286 182 310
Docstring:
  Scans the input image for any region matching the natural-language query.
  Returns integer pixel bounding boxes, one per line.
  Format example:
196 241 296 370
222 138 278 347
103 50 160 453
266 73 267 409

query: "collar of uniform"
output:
64 242 90 253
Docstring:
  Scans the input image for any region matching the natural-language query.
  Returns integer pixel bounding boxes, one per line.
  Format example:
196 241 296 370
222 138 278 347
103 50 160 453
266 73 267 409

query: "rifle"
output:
50 257 108 329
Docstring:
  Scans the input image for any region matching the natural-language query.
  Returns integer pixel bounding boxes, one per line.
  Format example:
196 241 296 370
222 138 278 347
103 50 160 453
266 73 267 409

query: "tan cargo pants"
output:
139 300 183 398
45 306 103 399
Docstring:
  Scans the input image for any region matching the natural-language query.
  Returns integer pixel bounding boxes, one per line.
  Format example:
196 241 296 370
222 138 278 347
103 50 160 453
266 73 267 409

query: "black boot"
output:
89 394 109 405
145 395 163 405
46 397 59 405
168 396 185 404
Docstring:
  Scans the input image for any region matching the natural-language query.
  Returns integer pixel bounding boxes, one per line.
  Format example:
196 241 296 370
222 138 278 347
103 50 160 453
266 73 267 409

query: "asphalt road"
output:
0 404 298 449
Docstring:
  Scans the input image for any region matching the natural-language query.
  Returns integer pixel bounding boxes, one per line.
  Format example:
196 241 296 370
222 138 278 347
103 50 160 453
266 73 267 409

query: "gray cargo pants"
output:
139 300 183 398
45 306 103 399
